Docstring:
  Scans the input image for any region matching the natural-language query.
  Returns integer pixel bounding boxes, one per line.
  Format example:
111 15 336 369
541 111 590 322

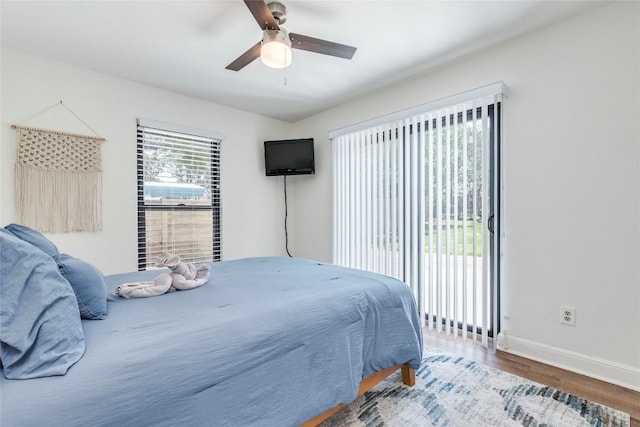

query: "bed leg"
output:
401 365 415 387
301 365 415 426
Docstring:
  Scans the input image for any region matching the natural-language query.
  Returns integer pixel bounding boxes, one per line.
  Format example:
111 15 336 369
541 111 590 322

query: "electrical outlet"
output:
560 305 576 326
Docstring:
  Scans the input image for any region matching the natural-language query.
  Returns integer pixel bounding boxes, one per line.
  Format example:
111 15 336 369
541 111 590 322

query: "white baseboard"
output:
501 334 640 392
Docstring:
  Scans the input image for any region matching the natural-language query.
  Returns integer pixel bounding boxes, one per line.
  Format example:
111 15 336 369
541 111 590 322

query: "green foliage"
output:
423 119 486 222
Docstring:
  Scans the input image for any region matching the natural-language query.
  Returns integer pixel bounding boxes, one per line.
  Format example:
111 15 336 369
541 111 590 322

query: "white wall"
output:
1 49 292 275
292 2 640 390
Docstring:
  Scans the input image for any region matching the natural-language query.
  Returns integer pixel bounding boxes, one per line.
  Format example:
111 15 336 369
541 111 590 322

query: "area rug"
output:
321 349 630 427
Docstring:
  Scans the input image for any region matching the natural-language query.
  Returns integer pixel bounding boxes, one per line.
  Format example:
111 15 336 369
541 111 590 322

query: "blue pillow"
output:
56 254 108 320
0 229 85 379
4 223 60 257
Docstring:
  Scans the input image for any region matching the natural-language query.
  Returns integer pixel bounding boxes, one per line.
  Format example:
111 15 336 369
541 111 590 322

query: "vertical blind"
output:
330 82 506 347
136 119 222 270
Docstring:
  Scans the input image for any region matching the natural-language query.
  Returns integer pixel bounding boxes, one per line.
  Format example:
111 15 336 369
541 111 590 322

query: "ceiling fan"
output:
226 0 357 71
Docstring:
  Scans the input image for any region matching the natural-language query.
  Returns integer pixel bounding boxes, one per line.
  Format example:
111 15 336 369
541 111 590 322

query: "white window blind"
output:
331 82 506 347
136 119 222 270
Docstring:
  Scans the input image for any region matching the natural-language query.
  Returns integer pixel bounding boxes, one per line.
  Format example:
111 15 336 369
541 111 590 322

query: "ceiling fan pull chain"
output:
283 43 288 86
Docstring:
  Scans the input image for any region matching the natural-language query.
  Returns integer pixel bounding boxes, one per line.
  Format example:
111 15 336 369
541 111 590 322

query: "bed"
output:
1 228 423 426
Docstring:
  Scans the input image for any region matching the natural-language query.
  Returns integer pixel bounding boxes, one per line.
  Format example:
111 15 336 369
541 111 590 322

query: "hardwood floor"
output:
422 330 640 426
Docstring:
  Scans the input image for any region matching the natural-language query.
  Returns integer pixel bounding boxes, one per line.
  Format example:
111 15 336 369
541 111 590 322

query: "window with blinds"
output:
136 119 222 270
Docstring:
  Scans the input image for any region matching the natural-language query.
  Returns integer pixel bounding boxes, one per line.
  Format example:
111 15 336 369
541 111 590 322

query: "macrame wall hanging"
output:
11 101 106 233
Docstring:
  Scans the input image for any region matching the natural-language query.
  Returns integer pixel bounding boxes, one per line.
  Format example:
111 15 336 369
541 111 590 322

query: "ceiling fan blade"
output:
289 33 356 59
225 41 262 71
244 0 279 30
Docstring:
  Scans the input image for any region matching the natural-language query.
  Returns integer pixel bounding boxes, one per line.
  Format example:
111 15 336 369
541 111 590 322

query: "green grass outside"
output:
425 220 484 256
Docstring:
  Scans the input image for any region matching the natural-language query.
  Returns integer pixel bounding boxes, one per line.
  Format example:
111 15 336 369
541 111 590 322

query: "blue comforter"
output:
1 257 423 426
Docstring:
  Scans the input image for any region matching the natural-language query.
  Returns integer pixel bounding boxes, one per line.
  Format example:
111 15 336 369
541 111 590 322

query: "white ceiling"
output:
1 0 607 122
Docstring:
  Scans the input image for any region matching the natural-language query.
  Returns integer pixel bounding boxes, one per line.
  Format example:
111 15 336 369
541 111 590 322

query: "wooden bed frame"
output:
301 364 416 426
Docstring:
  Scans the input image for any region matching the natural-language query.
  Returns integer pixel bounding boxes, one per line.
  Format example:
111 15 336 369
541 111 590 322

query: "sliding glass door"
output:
331 84 503 347
423 103 500 344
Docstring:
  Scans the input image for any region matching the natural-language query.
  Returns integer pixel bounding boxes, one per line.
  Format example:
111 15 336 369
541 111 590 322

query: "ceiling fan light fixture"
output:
261 29 292 69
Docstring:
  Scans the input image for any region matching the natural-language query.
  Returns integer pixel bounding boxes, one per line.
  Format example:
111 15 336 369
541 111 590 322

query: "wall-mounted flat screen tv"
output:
264 138 315 176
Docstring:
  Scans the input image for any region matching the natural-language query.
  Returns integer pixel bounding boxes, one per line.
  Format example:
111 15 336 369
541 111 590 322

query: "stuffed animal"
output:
115 252 211 298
